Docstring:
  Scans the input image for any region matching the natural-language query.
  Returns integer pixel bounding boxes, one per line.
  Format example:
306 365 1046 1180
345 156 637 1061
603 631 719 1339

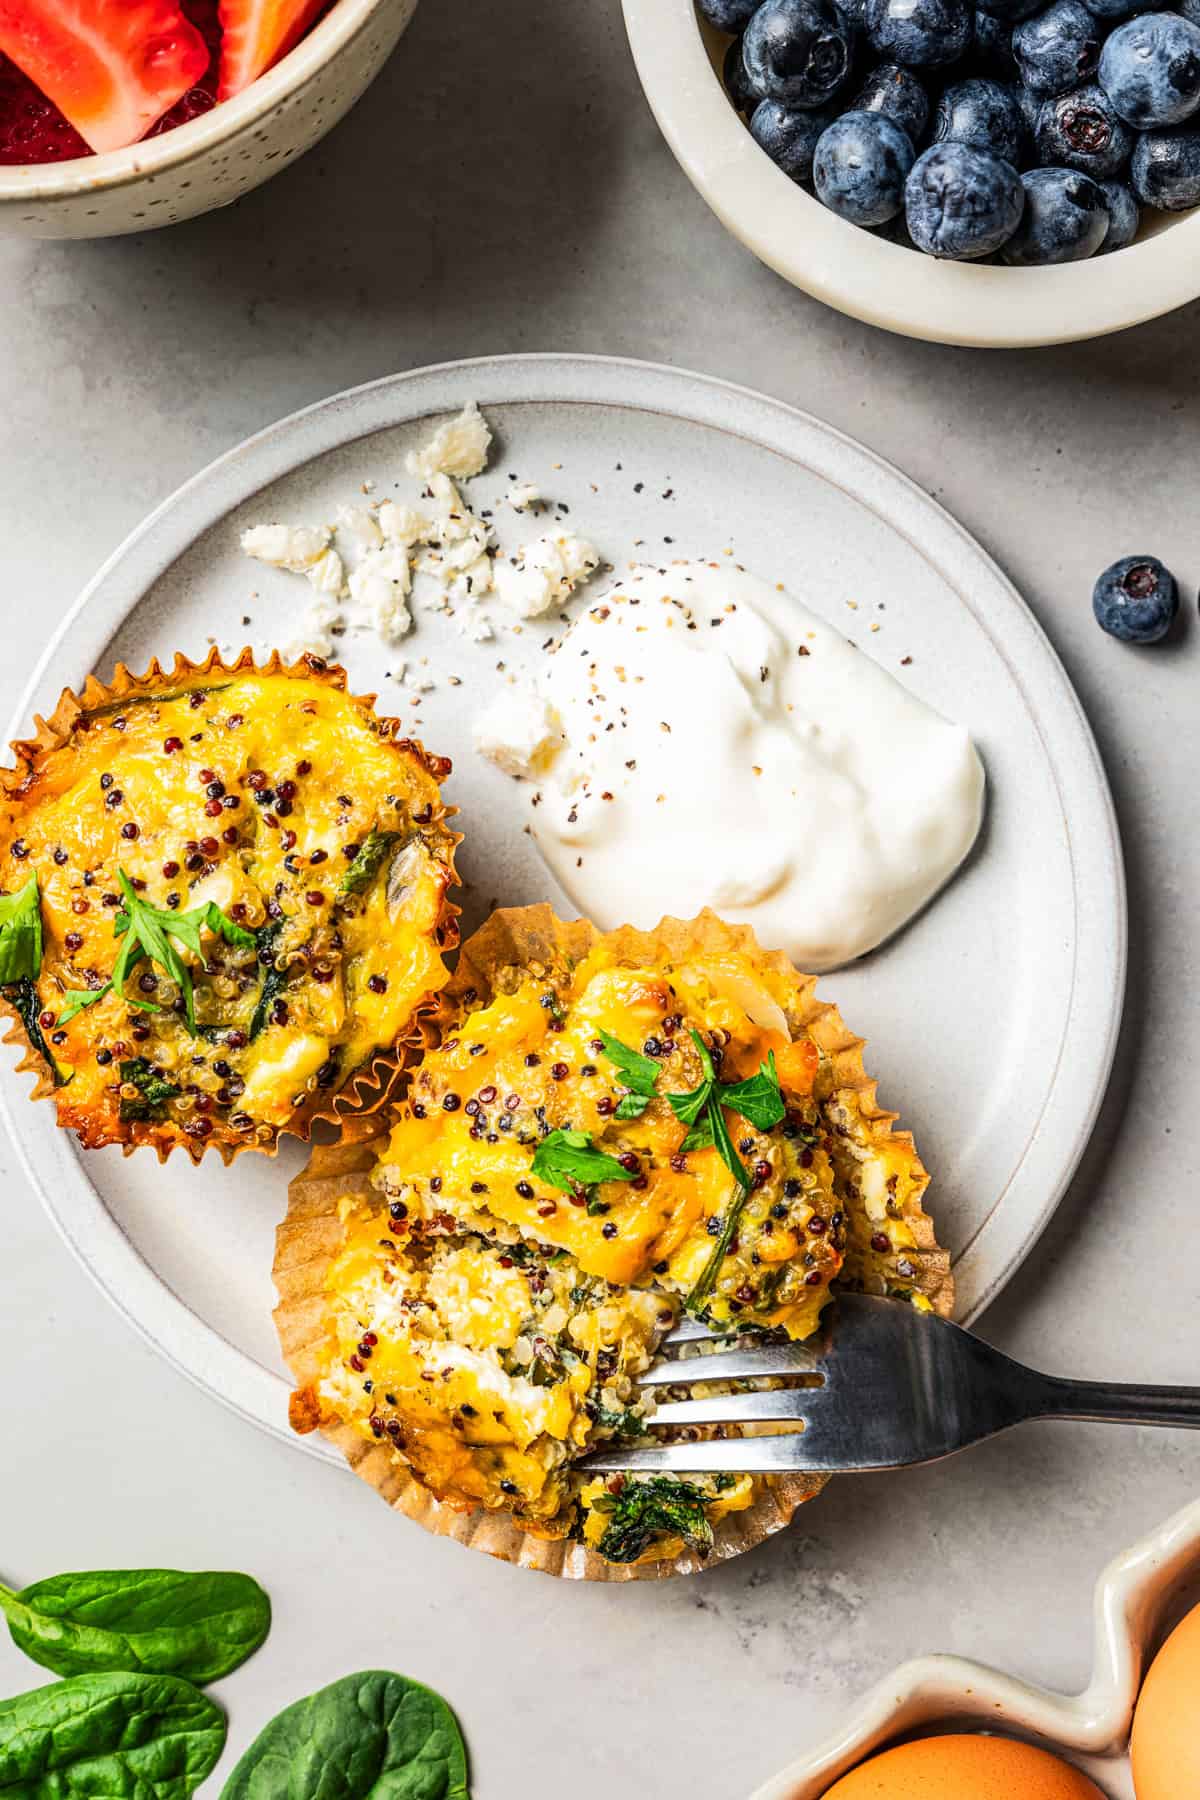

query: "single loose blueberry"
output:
1181 0 1200 25
1092 556 1178 643
971 10 1021 77
743 0 856 104
1001 165 1110 258
750 96 838 177
1097 177 1141 243
905 139 1025 251
1013 0 1102 96
813 108 917 219
866 0 974 65
698 0 763 28
852 61 932 136
1131 122 1200 203
935 76 1028 159
1035 81 1135 172
1079 0 1149 20
726 35 761 110
1098 13 1200 128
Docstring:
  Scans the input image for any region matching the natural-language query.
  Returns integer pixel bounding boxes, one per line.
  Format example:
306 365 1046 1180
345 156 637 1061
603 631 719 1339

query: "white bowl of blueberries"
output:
623 0 1200 343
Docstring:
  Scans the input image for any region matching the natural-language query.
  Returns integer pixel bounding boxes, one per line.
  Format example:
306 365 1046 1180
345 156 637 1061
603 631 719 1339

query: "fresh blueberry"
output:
698 0 764 28
905 140 1025 251
813 108 918 218
1001 165 1110 258
866 0 974 66
1079 0 1149 20
971 10 1021 78
852 61 932 136
742 0 856 105
1098 13 1200 128
1096 177 1141 243
1013 0 1102 96
1035 81 1134 172
975 0 1041 22
1131 122 1200 203
750 96 838 177
726 35 761 111
1092 556 1178 643
934 77 1028 159
1181 0 1200 25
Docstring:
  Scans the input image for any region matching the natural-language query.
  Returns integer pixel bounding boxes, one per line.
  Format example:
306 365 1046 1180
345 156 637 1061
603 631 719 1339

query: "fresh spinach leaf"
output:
340 830 402 897
0 1670 225 1798
0 877 42 985
590 1477 714 1564
219 1669 470 1800
3 977 68 1087
118 1058 182 1123
0 1568 270 1684
529 1128 637 1196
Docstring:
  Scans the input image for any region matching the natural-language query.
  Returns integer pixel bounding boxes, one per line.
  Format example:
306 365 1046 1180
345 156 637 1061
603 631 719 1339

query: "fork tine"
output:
643 1385 827 1427
660 1317 716 1346
578 1435 820 1474
636 1340 822 1386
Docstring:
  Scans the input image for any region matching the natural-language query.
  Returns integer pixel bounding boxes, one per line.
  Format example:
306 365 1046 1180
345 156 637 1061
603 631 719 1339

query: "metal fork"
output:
578 1294 1200 1474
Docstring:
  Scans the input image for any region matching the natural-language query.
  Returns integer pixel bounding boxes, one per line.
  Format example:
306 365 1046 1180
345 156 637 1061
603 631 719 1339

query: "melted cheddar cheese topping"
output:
0 668 456 1157
311 940 934 1563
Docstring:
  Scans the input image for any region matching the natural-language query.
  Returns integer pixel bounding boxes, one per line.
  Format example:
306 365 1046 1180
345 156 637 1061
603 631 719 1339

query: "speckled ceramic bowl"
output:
749 1498 1200 1799
622 0 1200 349
0 0 417 239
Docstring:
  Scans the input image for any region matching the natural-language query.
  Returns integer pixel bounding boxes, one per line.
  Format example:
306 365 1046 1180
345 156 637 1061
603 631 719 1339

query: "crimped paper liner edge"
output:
275 905 951 1580
0 647 460 1166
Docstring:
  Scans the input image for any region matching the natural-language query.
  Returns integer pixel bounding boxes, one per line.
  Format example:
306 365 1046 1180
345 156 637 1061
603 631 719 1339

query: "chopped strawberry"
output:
217 0 324 99
0 0 208 153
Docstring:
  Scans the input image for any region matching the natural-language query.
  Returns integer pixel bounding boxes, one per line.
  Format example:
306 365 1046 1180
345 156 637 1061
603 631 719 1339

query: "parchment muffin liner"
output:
275 905 951 1580
0 647 460 1164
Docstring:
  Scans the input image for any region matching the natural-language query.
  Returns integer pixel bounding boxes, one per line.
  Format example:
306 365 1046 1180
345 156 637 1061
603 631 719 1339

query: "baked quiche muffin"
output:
0 653 458 1160
276 907 951 1577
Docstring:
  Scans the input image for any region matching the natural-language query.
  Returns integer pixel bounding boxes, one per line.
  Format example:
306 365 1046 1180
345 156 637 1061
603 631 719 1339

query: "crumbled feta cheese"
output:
240 522 332 572
379 502 430 548
282 594 342 662
347 546 413 643
335 504 383 553
508 482 541 512
492 531 599 618
405 402 492 482
474 686 564 779
306 547 347 597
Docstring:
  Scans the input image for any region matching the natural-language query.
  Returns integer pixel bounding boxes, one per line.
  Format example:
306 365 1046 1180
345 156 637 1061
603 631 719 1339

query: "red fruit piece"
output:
217 0 324 99
0 0 208 153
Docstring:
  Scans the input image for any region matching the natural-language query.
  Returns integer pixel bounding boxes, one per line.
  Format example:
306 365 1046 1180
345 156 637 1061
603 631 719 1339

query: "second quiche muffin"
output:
0 652 458 1159
277 906 951 1577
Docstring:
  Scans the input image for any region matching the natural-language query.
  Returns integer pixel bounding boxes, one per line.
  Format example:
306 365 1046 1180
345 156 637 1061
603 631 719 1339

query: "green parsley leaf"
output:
718 1051 785 1132
679 1117 714 1153
0 875 42 985
688 1026 715 1084
111 872 254 1035
613 1093 651 1120
706 1090 750 1188
58 984 114 1025
669 1082 710 1128
530 1128 637 1195
596 1029 660 1097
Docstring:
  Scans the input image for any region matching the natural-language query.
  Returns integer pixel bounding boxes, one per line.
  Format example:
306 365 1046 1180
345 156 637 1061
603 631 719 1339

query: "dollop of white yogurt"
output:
476 560 985 971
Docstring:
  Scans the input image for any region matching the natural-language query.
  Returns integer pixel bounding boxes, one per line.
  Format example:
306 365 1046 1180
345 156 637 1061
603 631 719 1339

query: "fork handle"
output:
1034 1374 1200 1430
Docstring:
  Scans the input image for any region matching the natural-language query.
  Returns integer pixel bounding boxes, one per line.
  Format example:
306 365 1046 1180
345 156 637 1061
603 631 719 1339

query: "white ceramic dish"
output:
0 0 416 239
0 352 1124 1460
750 1496 1200 1799
622 0 1200 349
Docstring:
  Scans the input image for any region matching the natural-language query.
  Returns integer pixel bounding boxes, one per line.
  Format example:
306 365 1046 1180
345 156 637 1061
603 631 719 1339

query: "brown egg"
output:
823 1734 1108 1798
1132 1600 1200 1800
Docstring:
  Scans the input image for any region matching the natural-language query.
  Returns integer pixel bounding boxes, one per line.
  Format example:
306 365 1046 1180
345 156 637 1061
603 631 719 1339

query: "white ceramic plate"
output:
1 354 1124 1461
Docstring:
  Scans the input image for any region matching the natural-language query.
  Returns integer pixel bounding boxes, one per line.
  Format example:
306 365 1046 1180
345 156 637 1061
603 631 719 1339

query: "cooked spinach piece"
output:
340 829 402 897
118 1057 181 1123
249 921 288 1042
590 1404 648 1438
3 977 68 1087
0 1567 270 1684
590 1476 715 1564
219 1670 470 1800
0 1670 225 1799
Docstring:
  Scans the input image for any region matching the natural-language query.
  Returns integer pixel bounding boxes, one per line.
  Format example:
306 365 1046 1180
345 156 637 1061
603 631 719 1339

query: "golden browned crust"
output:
275 906 950 1579
0 648 460 1164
